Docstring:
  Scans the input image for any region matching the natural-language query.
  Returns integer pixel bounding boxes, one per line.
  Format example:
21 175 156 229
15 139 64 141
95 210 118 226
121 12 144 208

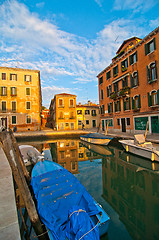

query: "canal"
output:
18 138 159 240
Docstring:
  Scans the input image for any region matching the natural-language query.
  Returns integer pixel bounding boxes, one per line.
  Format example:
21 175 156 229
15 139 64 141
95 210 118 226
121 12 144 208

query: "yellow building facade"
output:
0 67 42 132
49 93 77 130
76 101 100 129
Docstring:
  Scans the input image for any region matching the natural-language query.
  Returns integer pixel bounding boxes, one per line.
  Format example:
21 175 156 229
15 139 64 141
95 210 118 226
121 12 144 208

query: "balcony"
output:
110 92 118 100
119 86 130 97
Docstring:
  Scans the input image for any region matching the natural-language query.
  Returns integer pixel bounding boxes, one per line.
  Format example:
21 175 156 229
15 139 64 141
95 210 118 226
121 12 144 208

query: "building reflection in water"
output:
102 146 159 240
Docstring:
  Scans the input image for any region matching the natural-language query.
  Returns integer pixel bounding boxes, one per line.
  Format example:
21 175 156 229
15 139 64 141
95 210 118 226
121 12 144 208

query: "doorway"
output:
92 120 96 128
121 118 126 132
1 117 7 128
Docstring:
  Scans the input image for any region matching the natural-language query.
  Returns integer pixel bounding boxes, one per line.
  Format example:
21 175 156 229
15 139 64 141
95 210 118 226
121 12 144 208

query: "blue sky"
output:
0 0 159 107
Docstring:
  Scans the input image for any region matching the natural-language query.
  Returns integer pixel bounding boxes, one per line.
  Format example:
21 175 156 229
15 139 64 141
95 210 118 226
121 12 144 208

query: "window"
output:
91 110 96 116
12 116 16 124
132 95 141 109
127 118 130 126
107 85 112 97
11 101 16 112
65 122 69 127
1 87 7 96
85 110 90 115
69 99 74 107
99 76 103 84
105 119 113 127
2 73 6 80
26 115 31 124
147 90 159 107
78 120 82 125
59 111 64 119
58 99 64 107
147 61 157 83
25 75 31 82
70 111 74 119
101 105 105 114
77 110 82 115
10 74 17 81
101 89 103 100
113 82 119 92
122 76 128 87
108 102 113 113
26 101 31 110
129 51 137 65
114 100 121 112
121 58 128 72
123 97 131 111
130 71 139 88
79 153 83 158
86 120 89 125
10 87 17 96
71 161 77 171
145 38 156 55
1 101 6 112
26 88 31 96
117 119 120 126
70 123 75 129
113 65 118 77
106 70 111 80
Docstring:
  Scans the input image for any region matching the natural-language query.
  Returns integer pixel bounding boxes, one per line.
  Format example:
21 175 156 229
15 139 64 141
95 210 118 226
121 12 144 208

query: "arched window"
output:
151 91 157 106
59 111 64 119
150 63 157 81
133 72 138 86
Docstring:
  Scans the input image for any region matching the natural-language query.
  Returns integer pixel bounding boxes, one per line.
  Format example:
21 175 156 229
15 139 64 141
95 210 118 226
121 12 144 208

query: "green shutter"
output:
10 87 12 95
147 66 150 82
157 90 159 105
137 71 139 86
135 51 138 62
107 87 109 97
132 97 135 109
114 102 117 112
130 74 133 88
153 38 156 50
129 97 131 110
138 95 141 108
123 99 126 111
129 55 132 65
111 103 113 112
155 61 158 79
145 43 148 55
15 87 17 96
119 100 121 111
0 87 2 96
108 104 110 113
147 92 152 106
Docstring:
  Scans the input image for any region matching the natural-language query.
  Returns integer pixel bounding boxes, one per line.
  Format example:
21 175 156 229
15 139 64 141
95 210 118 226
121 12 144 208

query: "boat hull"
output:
80 136 111 145
119 140 159 162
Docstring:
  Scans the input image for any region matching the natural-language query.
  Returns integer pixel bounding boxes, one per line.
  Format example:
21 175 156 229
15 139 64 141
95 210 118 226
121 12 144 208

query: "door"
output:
121 118 126 132
92 120 96 128
102 120 104 131
1 117 7 128
151 116 159 133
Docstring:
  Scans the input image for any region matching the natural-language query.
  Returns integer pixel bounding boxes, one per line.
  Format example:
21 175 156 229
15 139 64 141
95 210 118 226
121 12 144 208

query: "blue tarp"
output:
31 167 100 239
81 133 113 140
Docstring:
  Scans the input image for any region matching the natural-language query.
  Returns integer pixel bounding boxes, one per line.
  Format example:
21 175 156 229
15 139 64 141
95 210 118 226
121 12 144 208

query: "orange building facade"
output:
97 27 159 134
49 93 77 130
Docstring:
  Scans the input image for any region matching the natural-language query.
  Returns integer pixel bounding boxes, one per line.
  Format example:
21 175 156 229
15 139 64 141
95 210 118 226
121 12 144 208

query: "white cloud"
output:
113 0 158 12
94 0 103 7
36 2 45 8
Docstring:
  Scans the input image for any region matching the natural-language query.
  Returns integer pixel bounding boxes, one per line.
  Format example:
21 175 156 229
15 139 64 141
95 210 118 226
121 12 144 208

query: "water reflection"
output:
18 138 159 240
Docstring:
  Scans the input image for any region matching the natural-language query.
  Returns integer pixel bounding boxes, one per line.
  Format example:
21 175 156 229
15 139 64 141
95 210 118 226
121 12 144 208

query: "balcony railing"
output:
119 86 130 97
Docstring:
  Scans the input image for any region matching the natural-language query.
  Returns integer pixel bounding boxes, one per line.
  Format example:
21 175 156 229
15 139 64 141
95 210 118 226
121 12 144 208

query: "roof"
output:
116 37 141 54
55 93 77 97
0 66 40 73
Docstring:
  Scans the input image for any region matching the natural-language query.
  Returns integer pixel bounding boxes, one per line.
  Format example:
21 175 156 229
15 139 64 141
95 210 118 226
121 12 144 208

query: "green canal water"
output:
19 138 159 240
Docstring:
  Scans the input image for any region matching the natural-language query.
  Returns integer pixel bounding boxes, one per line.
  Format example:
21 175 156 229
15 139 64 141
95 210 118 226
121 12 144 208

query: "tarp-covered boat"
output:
31 160 110 240
80 133 113 146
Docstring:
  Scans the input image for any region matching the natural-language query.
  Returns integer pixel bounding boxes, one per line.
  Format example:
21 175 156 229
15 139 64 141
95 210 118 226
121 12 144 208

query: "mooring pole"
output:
0 130 49 240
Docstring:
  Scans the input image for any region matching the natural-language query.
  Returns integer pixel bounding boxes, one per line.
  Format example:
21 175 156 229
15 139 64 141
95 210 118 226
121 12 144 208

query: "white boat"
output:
19 145 44 166
80 133 113 146
119 134 159 162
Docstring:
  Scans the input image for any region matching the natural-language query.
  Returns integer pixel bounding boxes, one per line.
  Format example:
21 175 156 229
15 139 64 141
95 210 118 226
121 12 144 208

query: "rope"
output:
69 209 86 218
32 229 50 239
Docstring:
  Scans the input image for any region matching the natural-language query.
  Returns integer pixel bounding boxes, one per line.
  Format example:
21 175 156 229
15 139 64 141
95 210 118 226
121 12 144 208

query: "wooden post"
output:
0 130 49 240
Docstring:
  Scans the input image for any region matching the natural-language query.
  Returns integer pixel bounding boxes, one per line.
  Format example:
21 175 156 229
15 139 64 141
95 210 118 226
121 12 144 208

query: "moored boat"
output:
119 134 159 162
31 159 110 239
80 133 113 146
19 145 44 166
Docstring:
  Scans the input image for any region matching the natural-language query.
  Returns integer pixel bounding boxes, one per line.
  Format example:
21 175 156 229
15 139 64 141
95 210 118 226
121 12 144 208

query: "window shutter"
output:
0 87 2 96
123 99 126 111
126 58 128 67
111 103 113 112
138 95 141 108
117 65 118 74
130 74 133 88
147 92 152 106
129 55 132 65
15 87 17 96
107 87 109 97
137 71 139 86
153 38 156 50
129 97 131 110
145 43 148 55
10 87 12 95
119 100 121 111
132 97 135 109
147 66 150 82
157 90 159 105
113 68 115 77
114 102 117 112
108 104 110 113
155 61 158 79
135 51 138 62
